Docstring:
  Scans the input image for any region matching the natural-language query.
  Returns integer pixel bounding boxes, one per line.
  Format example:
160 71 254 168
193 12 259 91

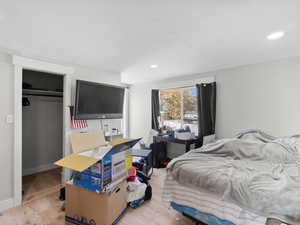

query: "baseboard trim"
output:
0 198 14 212
23 163 59 176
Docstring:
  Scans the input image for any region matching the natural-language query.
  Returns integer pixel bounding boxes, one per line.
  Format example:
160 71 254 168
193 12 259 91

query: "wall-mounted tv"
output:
74 80 125 119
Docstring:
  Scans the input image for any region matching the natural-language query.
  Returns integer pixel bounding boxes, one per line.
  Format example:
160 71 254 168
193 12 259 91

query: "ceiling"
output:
0 1 300 83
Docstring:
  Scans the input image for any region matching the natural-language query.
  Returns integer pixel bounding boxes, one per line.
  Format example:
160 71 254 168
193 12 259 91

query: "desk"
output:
153 135 202 153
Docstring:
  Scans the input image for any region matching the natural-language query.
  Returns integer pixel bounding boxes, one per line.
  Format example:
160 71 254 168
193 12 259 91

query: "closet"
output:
22 69 64 202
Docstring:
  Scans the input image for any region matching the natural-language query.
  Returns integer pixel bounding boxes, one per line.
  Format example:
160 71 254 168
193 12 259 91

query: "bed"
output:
162 130 300 225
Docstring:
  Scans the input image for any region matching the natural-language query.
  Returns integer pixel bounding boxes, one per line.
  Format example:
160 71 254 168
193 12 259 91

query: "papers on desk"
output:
175 132 195 140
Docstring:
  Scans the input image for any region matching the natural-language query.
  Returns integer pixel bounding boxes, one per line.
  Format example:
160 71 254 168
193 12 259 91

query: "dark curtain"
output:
151 89 160 131
196 82 216 137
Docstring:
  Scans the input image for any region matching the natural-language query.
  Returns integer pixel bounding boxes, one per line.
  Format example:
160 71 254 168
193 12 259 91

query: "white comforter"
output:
163 130 300 225
162 174 267 225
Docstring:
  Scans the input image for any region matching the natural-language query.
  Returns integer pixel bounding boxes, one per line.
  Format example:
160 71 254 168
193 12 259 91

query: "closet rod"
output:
23 94 63 98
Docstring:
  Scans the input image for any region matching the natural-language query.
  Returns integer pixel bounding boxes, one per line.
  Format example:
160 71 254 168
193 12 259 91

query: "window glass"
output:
159 86 198 134
159 89 182 130
183 87 198 134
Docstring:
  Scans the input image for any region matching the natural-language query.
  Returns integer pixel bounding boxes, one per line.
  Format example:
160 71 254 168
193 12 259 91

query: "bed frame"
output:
171 202 235 225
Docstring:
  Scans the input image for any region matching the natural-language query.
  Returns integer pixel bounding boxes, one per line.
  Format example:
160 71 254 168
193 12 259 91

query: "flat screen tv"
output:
74 80 125 119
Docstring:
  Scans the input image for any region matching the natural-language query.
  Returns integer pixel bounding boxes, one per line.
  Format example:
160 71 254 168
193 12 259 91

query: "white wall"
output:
0 54 14 202
216 57 300 138
0 52 122 205
129 56 300 141
129 84 152 141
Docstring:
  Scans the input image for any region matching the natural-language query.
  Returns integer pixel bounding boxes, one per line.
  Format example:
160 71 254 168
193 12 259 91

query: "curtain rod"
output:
151 76 215 90
158 84 196 91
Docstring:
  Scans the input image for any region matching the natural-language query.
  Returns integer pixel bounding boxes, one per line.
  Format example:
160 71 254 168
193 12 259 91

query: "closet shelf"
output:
22 89 63 97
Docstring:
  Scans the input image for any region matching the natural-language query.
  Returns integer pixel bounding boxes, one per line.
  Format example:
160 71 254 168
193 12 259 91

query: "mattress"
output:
162 174 267 225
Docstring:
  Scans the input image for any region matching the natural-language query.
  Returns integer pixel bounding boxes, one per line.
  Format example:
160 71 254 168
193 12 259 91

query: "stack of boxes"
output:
55 132 140 225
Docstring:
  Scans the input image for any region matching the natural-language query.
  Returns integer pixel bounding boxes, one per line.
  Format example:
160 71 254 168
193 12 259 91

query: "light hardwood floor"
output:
22 168 62 203
0 169 196 225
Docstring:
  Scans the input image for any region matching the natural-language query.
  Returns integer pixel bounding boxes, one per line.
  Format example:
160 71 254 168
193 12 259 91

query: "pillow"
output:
203 134 216 145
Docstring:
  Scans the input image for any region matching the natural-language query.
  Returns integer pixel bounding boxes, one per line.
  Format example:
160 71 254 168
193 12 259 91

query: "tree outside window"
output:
159 87 198 134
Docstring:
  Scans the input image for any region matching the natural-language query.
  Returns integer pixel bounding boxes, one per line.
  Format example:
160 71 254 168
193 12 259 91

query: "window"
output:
159 86 198 134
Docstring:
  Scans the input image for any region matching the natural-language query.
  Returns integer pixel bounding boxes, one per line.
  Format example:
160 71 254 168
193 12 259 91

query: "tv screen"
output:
75 80 125 119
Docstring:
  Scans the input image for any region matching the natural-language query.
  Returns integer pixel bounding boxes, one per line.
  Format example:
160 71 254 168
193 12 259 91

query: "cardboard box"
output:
55 132 140 193
65 181 128 225
71 148 132 193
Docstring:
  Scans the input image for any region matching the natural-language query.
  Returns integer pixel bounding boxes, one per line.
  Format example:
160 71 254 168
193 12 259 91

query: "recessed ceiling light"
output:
267 31 285 40
150 64 158 69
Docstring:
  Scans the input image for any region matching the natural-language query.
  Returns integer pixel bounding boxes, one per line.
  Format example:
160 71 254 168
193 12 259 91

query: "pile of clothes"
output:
127 168 152 208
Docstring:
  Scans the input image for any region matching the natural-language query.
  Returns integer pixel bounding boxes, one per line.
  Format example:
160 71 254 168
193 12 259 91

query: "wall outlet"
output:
6 115 13 123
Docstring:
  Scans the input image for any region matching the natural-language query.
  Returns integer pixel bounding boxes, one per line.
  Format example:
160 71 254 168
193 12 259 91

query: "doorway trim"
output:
13 56 74 207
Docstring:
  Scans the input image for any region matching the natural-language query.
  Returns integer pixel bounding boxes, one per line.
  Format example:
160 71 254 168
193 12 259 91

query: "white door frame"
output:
12 56 74 207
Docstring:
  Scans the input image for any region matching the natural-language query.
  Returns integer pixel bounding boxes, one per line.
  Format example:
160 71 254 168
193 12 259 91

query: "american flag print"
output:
71 116 88 129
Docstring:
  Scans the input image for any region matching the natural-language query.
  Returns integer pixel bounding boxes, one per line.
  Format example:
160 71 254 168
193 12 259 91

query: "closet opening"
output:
22 69 64 203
